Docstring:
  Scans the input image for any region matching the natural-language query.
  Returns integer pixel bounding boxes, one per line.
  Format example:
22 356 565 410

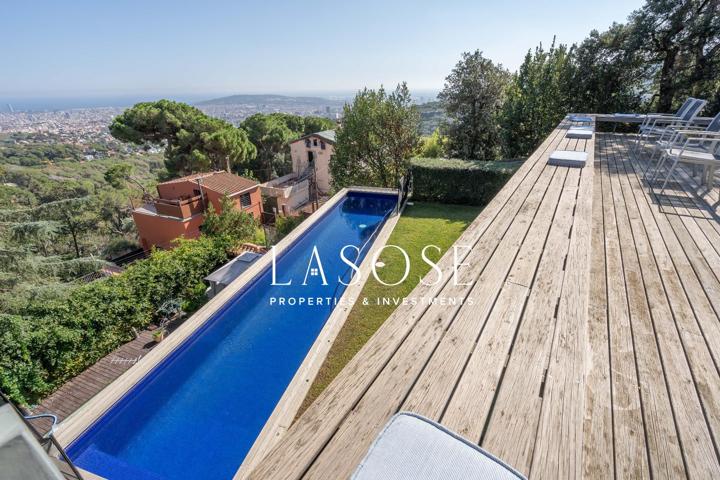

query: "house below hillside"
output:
132 171 262 251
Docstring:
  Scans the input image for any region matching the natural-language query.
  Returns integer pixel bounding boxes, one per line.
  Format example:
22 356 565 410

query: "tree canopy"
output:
629 0 720 112
201 195 258 246
110 100 257 176
461 0 720 159
439 51 511 161
240 114 295 181
500 41 574 158
331 83 420 189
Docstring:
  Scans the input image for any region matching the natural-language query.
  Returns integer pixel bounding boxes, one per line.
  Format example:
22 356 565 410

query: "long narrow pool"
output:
67 191 397 480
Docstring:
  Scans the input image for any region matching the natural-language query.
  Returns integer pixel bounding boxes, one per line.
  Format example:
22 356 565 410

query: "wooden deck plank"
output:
624 148 720 372
597 134 651 480
668 166 720 241
478 170 580 474
401 164 567 421
439 143 577 443
605 136 687 478
581 142 614 479
29 330 155 435
530 127 594 479
618 136 720 471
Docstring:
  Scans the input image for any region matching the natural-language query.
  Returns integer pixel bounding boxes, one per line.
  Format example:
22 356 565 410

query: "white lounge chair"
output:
633 98 707 154
649 131 720 197
638 97 696 123
642 111 720 179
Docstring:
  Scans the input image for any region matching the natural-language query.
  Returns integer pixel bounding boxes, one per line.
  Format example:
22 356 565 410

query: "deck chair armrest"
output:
689 118 713 126
678 136 720 156
660 124 706 141
650 117 686 127
640 113 677 127
676 131 720 138
668 125 706 131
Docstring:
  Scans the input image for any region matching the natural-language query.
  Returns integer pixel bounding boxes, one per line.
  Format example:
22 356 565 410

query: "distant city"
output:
0 91 440 141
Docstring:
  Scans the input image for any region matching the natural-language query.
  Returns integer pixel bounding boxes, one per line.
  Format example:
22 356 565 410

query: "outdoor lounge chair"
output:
633 98 707 154
352 412 526 480
635 97 696 133
640 97 695 120
642 111 720 180
648 130 720 197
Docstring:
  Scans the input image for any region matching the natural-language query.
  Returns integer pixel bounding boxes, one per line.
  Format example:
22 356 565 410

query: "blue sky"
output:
2 0 645 98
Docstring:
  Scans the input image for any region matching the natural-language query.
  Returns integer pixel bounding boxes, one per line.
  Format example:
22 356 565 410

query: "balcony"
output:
152 195 204 219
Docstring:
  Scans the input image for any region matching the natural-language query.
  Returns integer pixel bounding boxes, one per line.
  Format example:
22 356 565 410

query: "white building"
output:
260 130 336 215
289 130 335 194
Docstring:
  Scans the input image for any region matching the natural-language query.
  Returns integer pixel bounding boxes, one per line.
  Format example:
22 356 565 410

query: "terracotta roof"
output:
159 171 258 195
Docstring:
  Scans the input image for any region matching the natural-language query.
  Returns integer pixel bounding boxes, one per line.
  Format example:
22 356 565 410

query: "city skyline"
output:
3 0 644 99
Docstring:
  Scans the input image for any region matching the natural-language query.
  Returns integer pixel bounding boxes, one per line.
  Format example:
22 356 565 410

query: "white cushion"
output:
567 128 593 139
664 148 717 162
352 412 525 480
568 115 592 123
548 150 588 167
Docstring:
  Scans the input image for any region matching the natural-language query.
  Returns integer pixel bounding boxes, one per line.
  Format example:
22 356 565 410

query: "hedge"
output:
0 235 229 405
410 157 522 206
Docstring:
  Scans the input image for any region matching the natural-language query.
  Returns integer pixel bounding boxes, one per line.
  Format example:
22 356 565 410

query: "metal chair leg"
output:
643 148 660 178
650 153 669 186
659 159 680 198
648 152 668 183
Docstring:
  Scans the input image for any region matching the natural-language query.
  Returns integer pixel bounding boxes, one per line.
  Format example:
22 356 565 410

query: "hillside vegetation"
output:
0 133 165 313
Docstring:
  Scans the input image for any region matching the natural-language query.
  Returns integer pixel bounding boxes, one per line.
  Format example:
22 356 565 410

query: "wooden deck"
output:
248 119 720 479
28 330 158 435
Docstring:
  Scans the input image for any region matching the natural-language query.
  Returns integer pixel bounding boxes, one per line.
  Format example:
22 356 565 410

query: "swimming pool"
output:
66 191 397 480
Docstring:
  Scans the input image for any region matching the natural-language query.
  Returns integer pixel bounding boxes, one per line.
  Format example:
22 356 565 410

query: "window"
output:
320 141 326 150
305 139 311 148
240 192 251 208
313 138 318 146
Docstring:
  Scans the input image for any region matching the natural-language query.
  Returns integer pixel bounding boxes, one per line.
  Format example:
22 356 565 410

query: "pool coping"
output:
53 186 399 474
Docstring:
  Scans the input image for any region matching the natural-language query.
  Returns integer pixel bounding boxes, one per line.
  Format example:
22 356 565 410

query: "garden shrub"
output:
410 157 521 205
0 235 229 405
275 214 307 241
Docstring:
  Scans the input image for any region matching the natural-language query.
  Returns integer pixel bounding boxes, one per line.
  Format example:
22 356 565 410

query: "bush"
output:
275 214 307 241
0 235 229 405
201 195 257 247
418 129 446 158
410 157 521 206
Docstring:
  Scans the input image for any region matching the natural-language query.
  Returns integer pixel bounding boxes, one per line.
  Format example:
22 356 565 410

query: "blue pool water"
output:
67 192 397 480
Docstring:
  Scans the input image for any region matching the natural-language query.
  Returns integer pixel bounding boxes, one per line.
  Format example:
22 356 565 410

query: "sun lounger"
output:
633 98 707 153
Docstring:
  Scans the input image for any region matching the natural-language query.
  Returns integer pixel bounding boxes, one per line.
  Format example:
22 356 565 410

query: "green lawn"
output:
297 201 482 417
